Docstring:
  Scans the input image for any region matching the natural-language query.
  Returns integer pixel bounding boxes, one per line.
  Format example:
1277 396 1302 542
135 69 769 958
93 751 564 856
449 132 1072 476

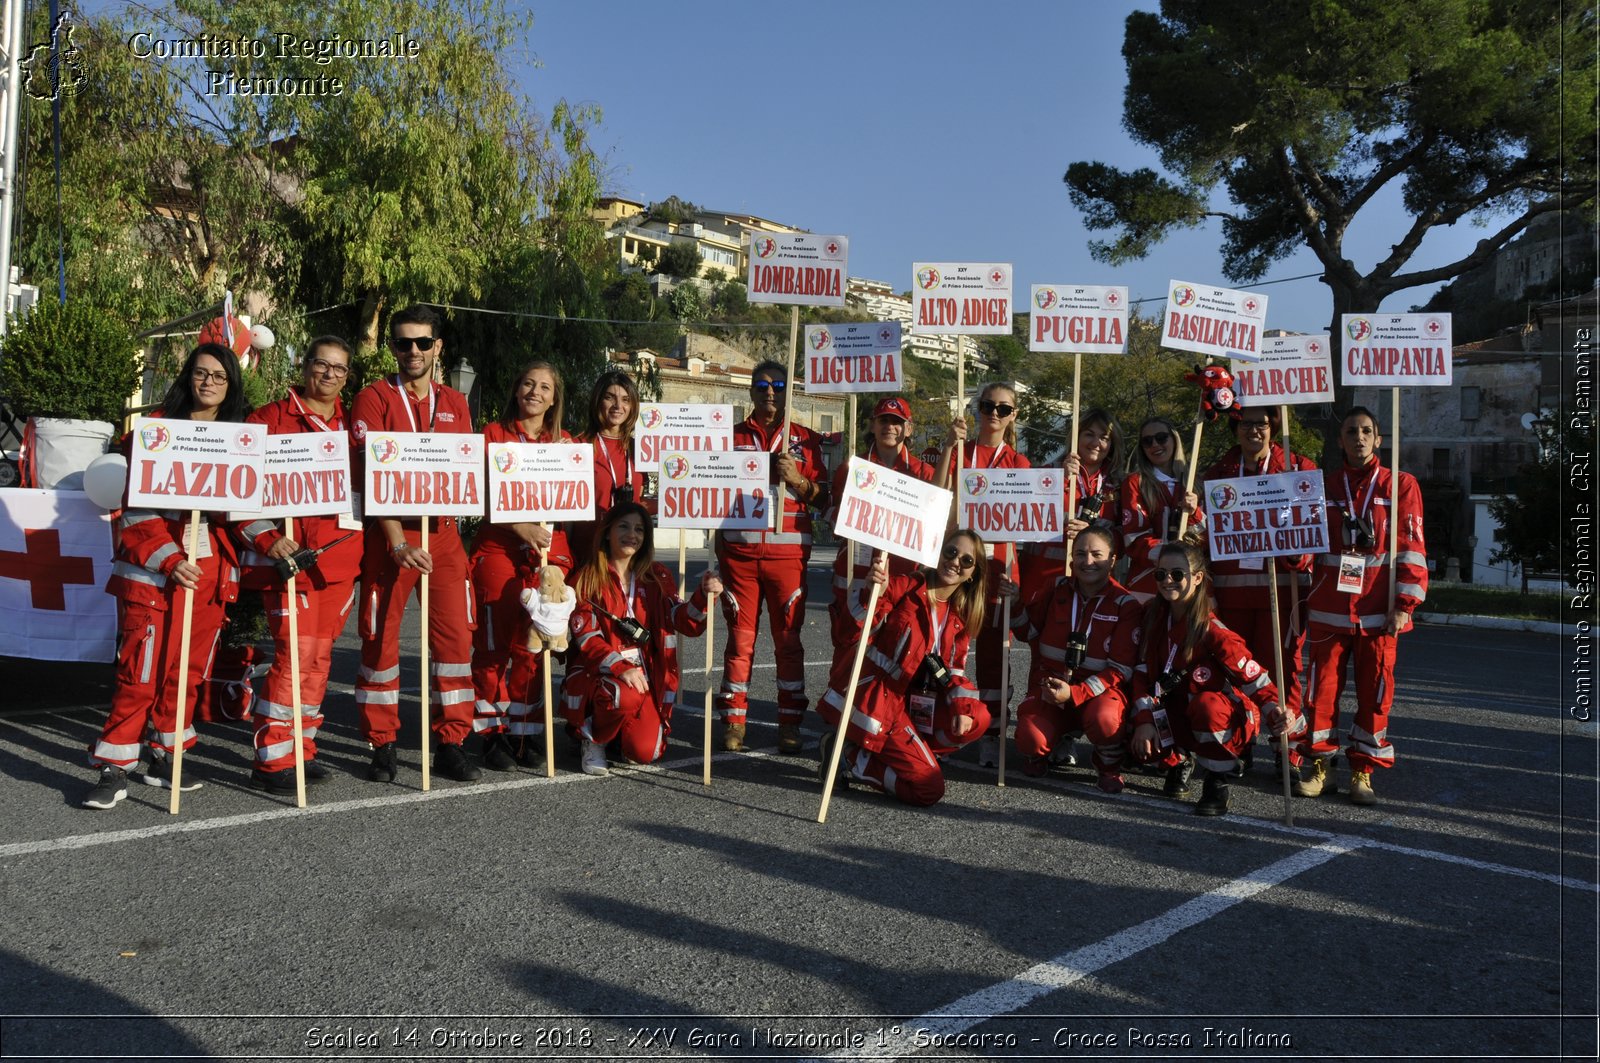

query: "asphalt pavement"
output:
1 546 1595 1062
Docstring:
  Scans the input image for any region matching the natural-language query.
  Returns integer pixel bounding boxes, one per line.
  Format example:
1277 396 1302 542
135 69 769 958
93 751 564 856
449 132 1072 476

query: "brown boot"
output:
722 722 746 752
777 723 803 754
1349 769 1377 806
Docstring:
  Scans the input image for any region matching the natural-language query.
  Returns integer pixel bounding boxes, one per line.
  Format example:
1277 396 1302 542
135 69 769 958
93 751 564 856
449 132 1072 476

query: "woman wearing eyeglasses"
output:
1009 523 1143 792
1119 416 1203 603
569 369 648 570
816 530 990 806
84 343 252 810
937 382 1029 767
231 337 365 794
561 503 722 776
1199 405 1317 770
468 360 575 771
1128 542 1301 817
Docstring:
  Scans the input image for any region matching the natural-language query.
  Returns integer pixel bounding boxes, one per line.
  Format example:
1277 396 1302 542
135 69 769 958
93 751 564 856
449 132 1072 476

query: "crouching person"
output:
816 530 990 806
562 503 720 776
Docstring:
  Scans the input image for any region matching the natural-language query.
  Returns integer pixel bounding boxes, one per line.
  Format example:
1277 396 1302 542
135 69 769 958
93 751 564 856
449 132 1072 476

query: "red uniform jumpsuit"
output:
946 442 1028 733
825 445 934 646
90 419 240 767
234 391 364 773
561 562 711 764
1118 470 1205 603
468 421 575 746
1130 611 1283 776
567 433 648 570
1011 575 1142 775
348 377 477 748
714 415 829 729
1202 444 1315 731
817 574 989 806
1301 457 1427 772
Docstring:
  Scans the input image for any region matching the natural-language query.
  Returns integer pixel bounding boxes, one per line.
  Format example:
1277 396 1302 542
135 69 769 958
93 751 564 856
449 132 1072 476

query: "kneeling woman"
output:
816 530 990 807
1010 523 1142 792
1129 542 1301 816
562 503 721 776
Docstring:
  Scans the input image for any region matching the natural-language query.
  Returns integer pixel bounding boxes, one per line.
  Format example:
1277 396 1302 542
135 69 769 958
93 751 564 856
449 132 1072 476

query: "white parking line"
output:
815 840 1361 1061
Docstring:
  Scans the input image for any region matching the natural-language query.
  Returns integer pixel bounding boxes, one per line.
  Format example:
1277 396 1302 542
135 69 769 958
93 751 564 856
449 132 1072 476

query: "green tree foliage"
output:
0 299 141 423
1488 417 1576 591
654 241 704 280
1064 0 1594 418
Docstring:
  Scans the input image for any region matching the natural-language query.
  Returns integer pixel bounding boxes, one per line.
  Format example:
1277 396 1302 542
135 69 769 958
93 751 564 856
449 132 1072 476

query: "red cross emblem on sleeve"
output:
0 529 96 610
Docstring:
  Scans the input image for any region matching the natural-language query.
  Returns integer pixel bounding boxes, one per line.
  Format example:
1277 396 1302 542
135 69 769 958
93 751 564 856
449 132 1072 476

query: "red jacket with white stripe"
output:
1118 469 1206 597
719 415 830 557
1130 609 1279 724
820 574 984 753
1011 575 1142 704
1201 444 1316 609
470 421 576 573
562 562 710 731
1307 456 1428 632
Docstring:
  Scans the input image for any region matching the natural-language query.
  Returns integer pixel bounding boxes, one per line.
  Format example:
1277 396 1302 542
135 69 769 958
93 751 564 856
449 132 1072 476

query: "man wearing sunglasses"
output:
348 304 482 784
715 360 830 755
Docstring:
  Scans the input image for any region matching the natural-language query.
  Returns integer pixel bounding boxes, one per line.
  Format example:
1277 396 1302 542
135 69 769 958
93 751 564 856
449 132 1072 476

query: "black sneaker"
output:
1230 745 1254 779
434 742 482 783
303 759 333 785
367 742 398 783
1195 770 1231 816
514 735 546 770
83 766 129 809
249 768 297 794
482 735 517 773
1164 753 1196 797
142 755 203 791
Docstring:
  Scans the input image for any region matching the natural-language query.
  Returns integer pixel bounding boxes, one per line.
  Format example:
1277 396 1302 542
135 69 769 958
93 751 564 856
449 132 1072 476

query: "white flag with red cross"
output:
0 489 116 663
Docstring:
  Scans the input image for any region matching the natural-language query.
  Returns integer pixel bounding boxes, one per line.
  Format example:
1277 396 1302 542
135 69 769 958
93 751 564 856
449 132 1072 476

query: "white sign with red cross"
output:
362 432 485 518
657 451 771 531
1205 470 1329 562
1340 313 1453 386
747 233 849 307
803 322 904 394
1231 334 1335 406
633 404 734 472
127 416 267 512
957 467 1066 544
1160 280 1268 361
488 443 595 524
910 262 1013 335
833 456 953 568
1029 285 1130 354
232 432 353 519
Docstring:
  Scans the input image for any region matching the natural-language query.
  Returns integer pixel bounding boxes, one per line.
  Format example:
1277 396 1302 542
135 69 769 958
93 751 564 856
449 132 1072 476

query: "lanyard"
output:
596 435 631 492
1238 446 1275 477
1161 615 1180 674
929 593 948 650
1342 465 1381 523
388 377 436 433
287 388 338 433
1077 465 1103 499
1070 589 1089 633
967 441 1007 469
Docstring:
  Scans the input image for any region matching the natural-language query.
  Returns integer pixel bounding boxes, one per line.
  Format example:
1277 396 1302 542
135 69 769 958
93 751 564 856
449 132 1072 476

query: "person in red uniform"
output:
562 502 722 775
348 304 481 784
825 396 934 646
1119 416 1203 604
715 360 830 755
1296 406 1427 806
234 337 365 793
1128 541 1302 816
83 343 250 810
468 361 573 771
1021 407 1124 600
569 368 648 569
1009 524 1143 792
937 382 1029 767
1200 405 1315 769
816 530 991 807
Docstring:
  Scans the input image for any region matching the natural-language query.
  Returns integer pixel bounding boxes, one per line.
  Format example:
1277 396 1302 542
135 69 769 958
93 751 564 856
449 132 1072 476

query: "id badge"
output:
338 492 364 532
1336 553 1366 593
188 520 213 560
1238 556 1264 571
908 692 936 735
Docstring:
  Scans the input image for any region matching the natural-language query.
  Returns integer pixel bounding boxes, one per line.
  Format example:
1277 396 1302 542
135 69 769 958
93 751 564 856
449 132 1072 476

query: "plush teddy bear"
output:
521 565 575 653
1184 363 1239 422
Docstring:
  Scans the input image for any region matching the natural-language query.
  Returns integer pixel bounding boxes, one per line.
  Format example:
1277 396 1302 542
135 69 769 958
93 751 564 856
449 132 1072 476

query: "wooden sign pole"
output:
1267 555 1294 827
285 516 307 808
819 567 882 823
166 513 202 815
419 523 431 792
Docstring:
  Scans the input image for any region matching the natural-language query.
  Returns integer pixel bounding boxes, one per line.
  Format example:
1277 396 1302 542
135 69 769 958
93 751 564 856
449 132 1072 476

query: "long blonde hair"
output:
1142 540 1212 663
1129 416 1188 522
928 529 987 636
975 382 1019 450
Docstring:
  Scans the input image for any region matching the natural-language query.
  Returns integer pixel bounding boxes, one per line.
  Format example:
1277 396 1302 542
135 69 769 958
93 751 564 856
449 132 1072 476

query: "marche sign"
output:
1232 334 1335 406
957 468 1066 544
1205 470 1329 563
1029 285 1129 354
910 262 1013 335
747 233 849 308
633 404 733 473
804 322 903 394
1160 280 1267 361
230 432 352 519
1339 313 1453 386
833 456 952 568
128 417 266 511
362 432 485 517
487 443 595 524
657 451 770 531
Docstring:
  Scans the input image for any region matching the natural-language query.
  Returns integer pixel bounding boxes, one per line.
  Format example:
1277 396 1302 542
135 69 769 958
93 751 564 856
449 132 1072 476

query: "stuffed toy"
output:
521 565 575 652
1184 364 1238 422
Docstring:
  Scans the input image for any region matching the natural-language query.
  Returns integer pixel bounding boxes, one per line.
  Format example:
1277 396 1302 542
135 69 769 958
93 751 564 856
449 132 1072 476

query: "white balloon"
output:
249 323 276 350
82 452 129 510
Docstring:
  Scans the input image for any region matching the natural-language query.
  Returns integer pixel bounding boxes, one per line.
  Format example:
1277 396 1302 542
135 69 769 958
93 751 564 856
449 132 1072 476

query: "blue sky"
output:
515 0 1485 336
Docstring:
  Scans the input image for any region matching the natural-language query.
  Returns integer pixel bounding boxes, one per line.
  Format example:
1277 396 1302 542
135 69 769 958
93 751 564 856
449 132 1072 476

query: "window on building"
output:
1461 386 1482 421
625 239 636 254
820 414 834 432
1433 448 1451 479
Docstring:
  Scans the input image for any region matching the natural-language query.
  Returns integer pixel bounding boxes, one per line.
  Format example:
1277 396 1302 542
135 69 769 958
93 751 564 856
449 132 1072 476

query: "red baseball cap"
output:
872 397 913 421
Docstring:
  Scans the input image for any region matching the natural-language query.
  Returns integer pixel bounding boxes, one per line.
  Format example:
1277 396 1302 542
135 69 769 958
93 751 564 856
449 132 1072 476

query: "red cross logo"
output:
1307 341 1321 354
712 410 724 423
825 241 839 255
321 439 338 455
1105 291 1121 307
237 432 255 448
745 459 760 473
0 529 96 610
459 443 474 457
880 328 893 343
1041 476 1053 490
1243 298 1259 314
990 269 1004 284
1426 319 1441 335
570 452 584 465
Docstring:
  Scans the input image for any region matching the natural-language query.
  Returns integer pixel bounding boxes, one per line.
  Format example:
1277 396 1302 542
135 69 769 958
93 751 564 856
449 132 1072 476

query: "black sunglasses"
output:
1140 431 1172 448
977 400 1015 417
753 380 787 392
390 336 438 352
1153 567 1192 583
941 545 977 570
